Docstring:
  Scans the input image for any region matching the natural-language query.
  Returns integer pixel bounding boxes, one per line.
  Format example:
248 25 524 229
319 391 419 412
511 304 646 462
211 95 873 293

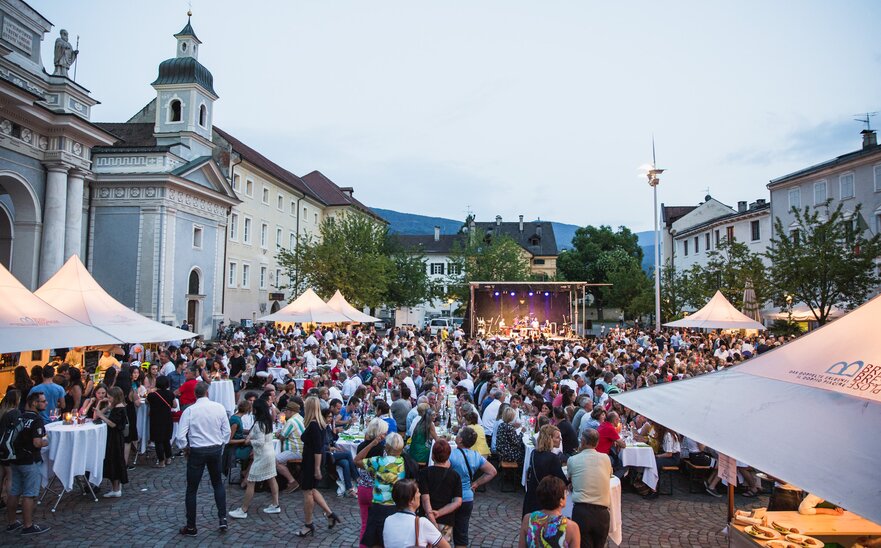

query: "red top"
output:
596 421 620 454
302 379 314 393
179 379 198 407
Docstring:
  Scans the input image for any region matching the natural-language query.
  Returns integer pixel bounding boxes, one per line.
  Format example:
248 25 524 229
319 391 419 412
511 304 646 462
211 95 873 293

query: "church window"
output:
169 99 182 122
188 269 200 294
192 225 203 249
199 104 207 127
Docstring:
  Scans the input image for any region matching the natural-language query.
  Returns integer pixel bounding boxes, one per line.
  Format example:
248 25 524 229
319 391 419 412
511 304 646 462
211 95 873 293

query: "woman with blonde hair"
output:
356 431 407 548
295 396 340 537
355 418 389 546
522 424 567 516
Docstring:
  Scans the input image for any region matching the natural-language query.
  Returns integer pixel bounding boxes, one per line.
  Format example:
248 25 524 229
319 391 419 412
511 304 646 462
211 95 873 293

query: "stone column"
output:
39 164 69 285
64 169 87 261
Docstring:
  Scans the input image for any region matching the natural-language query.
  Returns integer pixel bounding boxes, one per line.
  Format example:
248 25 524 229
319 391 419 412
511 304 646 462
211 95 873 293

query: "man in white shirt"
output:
303 345 318 373
341 370 362 399
304 332 319 347
481 388 503 433
159 351 175 376
176 382 231 536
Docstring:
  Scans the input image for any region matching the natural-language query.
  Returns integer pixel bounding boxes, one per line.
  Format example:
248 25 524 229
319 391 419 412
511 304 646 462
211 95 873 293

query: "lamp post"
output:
647 165 664 332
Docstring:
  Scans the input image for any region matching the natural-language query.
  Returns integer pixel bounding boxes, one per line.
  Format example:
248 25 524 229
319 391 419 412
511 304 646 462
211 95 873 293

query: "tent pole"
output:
727 484 735 522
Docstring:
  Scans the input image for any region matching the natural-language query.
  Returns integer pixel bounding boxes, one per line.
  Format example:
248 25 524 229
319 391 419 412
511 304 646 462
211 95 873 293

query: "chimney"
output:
519 214 524 232
738 201 747 213
495 215 502 226
433 226 440 242
862 129 878 149
339 187 354 198
536 223 542 237
756 198 766 206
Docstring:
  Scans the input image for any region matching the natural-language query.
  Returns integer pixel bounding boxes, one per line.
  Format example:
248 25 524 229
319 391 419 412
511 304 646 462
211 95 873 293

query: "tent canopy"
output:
0 263 119 353
326 290 380 323
259 288 351 324
763 303 845 323
665 290 765 330
614 293 881 524
35 255 195 344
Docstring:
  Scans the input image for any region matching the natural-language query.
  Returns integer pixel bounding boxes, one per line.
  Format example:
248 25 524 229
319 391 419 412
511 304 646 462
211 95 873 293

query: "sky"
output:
31 1 881 231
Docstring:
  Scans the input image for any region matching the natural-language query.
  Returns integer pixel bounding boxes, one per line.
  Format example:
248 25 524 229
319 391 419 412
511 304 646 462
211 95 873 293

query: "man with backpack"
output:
3 391 50 535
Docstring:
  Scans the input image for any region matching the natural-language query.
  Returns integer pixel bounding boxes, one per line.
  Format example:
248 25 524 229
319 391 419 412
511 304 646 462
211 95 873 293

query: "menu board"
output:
718 452 737 485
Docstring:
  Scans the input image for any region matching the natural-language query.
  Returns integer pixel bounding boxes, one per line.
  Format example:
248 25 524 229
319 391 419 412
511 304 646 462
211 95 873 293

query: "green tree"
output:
765 201 881 324
680 238 769 310
659 260 689 321
276 212 435 310
446 229 531 300
557 225 644 315
596 249 653 319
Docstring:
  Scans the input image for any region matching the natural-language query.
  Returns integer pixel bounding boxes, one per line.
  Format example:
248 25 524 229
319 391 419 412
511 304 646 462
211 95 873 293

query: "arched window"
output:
188 269 200 295
199 104 207 127
170 99 182 122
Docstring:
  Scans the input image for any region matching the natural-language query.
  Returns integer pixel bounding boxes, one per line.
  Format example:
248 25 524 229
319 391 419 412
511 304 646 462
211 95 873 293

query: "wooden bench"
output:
683 460 713 493
658 465 680 495
499 461 521 493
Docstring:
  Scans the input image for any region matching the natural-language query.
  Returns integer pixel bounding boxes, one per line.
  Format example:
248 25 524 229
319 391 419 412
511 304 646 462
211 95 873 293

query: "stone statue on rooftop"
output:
53 29 78 77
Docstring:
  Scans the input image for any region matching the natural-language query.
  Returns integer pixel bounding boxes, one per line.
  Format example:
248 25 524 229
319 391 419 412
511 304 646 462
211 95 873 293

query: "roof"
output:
394 234 463 254
92 122 171 153
174 18 200 42
674 201 770 238
472 221 558 257
170 155 213 176
213 126 312 197
300 170 386 223
152 57 216 96
768 143 881 187
661 205 698 227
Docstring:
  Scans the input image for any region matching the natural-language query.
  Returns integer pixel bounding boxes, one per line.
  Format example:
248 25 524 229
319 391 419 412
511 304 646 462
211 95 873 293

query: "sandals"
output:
325 512 341 529
295 523 315 537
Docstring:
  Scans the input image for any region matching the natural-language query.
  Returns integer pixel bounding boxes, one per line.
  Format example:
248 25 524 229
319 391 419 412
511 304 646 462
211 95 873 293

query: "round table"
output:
41 421 107 504
208 380 236 414
561 476 623 546
620 444 658 490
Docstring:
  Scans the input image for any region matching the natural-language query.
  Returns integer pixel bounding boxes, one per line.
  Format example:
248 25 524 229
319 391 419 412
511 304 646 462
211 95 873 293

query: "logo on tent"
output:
825 361 865 378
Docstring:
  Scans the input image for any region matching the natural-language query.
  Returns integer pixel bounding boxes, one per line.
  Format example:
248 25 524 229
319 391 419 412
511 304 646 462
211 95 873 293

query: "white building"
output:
395 227 461 321
662 195 771 272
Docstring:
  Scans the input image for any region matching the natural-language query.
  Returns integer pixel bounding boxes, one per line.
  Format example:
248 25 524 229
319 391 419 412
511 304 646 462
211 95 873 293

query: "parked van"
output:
427 318 452 336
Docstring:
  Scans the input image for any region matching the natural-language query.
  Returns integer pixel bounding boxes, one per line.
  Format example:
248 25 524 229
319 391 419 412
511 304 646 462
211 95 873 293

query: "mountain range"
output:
371 207 656 271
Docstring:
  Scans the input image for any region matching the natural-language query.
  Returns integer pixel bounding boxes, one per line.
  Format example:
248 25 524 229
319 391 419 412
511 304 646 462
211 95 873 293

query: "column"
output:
64 169 87 261
38 164 69 285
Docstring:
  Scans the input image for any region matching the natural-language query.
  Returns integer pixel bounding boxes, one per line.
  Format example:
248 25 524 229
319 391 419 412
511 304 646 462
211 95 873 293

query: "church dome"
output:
152 57 216 96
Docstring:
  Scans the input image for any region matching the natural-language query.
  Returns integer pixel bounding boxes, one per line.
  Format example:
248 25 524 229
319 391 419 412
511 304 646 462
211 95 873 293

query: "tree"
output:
680 238 769 310
659 260 688 321
276 212 435 310
765 201 881 324
596 249 653 319
446 230 531 300
557 225 644 316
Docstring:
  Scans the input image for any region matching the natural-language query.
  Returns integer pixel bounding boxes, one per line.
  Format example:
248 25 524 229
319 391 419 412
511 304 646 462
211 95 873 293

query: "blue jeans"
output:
186 446 226 528
330 450 357 490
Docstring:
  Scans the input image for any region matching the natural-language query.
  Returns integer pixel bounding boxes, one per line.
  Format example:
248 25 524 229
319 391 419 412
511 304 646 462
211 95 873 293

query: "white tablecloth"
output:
268 367 288 384
561 476 622 546
337 439 362 458
209 380 236 414
620 445 658 490
137 403 149 454
41 422 107 491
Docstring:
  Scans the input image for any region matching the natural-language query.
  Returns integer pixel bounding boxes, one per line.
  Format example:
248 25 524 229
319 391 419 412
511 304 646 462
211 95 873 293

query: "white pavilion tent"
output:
259 288 351 324
614 293 881 523
0 263 119 353
326 290 380 323
763 303 846 323
35 255 195 344
665 290 765 330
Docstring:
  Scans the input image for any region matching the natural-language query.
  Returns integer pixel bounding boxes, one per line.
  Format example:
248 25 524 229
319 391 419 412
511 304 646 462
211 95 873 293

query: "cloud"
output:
723 117 863 167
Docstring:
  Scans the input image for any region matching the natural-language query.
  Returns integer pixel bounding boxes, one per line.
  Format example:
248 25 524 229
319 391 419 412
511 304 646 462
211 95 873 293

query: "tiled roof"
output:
213 126 313 197
768 143 881 187
472 221 558 257
300 170 386 223
661 205 697 227
93 122 165 151
395 234 463 254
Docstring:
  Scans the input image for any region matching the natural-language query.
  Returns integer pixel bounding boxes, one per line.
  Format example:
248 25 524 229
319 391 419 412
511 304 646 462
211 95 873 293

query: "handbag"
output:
154 392 182 423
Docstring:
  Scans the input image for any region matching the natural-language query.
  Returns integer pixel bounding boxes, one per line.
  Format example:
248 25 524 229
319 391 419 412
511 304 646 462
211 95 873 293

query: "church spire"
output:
174 10 201 59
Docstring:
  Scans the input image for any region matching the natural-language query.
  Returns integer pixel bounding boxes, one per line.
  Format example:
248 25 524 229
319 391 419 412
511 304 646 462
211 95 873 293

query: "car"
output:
427 318 452 336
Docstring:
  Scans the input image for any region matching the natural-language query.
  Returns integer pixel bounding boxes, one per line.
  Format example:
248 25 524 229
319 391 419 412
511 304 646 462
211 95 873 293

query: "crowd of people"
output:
0 321 797 543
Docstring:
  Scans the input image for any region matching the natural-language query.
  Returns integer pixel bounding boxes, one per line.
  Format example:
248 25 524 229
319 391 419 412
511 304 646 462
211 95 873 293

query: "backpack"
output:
0 409 24 462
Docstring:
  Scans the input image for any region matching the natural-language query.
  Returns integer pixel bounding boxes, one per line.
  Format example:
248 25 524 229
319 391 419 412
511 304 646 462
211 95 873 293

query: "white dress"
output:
246 423 277 482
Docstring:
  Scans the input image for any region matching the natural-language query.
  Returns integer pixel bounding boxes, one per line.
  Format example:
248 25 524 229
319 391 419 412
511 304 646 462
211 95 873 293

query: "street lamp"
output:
646 164 664 332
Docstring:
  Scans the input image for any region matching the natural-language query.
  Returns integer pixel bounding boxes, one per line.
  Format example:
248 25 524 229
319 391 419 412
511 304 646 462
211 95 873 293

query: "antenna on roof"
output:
854 112 878 132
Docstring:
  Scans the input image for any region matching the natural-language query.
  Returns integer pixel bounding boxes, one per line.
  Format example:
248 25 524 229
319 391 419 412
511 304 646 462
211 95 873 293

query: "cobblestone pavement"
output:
6 456 767 547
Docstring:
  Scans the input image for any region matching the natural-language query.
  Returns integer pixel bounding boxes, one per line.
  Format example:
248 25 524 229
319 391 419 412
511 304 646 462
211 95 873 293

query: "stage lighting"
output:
528 291 534 297
543 292 549 297
494 291 500 296
510 292 516 296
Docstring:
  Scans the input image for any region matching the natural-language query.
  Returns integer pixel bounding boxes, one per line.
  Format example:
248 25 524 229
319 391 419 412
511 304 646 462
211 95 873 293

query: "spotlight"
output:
494 291 500 296
510 292 516 296
528 291 534 297
544 292 549 297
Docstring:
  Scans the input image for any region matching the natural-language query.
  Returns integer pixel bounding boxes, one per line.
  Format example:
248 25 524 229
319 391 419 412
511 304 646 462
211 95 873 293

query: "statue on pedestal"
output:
53 29 78 77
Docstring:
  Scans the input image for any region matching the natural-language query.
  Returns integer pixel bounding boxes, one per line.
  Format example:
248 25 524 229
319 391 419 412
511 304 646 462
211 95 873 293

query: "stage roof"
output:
469 281 607 288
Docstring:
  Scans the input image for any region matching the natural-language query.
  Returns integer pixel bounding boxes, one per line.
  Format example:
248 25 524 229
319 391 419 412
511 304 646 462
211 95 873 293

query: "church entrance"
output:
187 299 198 331
0 172 41 287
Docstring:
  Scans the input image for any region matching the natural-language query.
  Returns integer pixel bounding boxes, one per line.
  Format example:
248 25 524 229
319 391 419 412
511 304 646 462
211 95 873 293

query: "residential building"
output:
471 215 558 279
662 195 771 273
768 129 881 251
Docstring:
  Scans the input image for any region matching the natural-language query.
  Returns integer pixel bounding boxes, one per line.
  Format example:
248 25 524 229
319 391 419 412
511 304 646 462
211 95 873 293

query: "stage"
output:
468 281 600 339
